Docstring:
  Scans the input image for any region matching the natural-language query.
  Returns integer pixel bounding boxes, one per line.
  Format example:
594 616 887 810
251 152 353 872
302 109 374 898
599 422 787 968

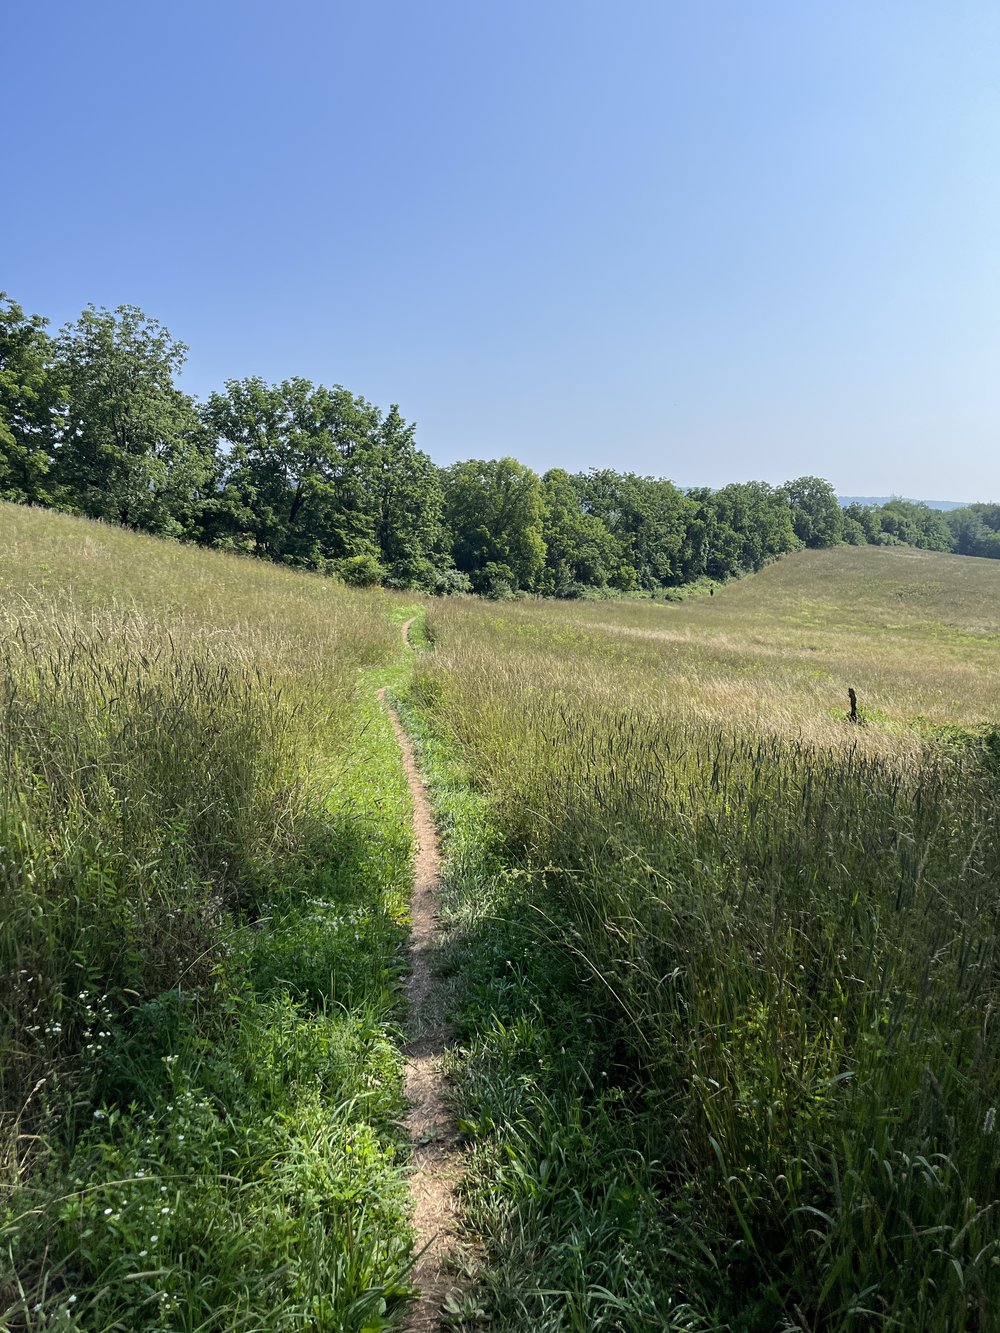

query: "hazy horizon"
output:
7 1 999 498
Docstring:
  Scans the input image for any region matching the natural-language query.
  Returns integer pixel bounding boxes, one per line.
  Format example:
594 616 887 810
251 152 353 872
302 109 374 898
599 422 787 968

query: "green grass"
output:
439 544 1000 737
394 689 684 1331
405 545 1000 1331
0 504 420 1329
8 511 1000 1331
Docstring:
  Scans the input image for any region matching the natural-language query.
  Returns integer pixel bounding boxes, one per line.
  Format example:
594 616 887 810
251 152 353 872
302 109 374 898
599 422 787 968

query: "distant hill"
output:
838 496 969 511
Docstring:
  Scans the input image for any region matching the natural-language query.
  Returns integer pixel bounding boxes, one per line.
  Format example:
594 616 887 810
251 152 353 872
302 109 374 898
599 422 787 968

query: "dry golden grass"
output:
0 502 401 708
424 545 1000 750
411 543 1000 1329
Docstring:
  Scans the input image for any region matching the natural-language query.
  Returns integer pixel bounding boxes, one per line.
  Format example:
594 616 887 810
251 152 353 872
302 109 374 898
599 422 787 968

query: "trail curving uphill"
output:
379 615 464 1332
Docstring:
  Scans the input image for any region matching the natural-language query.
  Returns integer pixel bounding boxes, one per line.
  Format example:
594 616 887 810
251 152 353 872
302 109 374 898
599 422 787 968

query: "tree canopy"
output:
2 292 996 597
443 457 547 596
53 305 213 535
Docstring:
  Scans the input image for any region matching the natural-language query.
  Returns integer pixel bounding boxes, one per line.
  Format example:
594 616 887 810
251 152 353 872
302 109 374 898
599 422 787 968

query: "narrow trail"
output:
379 615 464 1332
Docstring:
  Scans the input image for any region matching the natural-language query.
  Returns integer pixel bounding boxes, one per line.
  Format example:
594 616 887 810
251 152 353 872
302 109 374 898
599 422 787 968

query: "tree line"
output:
2 295 995 597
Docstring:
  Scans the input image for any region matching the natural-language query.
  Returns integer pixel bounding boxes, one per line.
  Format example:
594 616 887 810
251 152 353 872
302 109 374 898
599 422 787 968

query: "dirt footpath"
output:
380 615 466 1331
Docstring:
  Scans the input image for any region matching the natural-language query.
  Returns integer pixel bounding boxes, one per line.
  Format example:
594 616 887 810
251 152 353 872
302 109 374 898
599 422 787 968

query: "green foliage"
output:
570 469 692 589
0 508 416 1329
842 501 879 542
338 552 387 586
875 498 952 551
945 503 1000 558
540 468 620 595
203 378 445 579
782 475 843 547
443 457 547 594
704 480 800 576
0 294 61 505
4 287 1000 603
53 305 214 535
374 404 446 575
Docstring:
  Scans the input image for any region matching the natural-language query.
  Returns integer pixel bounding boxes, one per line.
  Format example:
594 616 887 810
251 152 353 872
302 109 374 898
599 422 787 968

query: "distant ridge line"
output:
837 496 970 511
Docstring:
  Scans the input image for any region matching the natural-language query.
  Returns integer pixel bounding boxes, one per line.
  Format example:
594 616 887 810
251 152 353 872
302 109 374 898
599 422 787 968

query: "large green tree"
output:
443 457 547 595
0 295 61 505
782 475 844 548
53 305 213 534
842 501 884 544
372 404 446 585
204 377 376 560
539 468 619 595
205 379 444 579
572 469 693 589
704 481 800 578
874 499 951 551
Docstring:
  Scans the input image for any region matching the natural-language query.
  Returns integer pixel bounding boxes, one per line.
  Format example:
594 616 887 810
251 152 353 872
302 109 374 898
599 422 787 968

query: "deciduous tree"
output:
782 475 844 547
443 457 547 595
53 305 212 535
0 295 61 505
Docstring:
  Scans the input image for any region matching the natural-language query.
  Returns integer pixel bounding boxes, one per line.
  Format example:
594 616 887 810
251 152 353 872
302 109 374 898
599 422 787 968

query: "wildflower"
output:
177 1134 185 1142
104 1207 113 1216
161 1206 170 1214
94 1109 106 1120
68 1295 77 1304
150 1234 158 1243
139 1250 148 1258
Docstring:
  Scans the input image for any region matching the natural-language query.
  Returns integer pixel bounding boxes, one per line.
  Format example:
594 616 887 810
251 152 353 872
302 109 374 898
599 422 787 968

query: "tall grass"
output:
409 552 1000 1330
0 505 415 1329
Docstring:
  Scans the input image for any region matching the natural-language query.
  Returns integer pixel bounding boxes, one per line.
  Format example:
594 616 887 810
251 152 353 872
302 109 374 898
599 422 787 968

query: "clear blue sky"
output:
6 1 999 498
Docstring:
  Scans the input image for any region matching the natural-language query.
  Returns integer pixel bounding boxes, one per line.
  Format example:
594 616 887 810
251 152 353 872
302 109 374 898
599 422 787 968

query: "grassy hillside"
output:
0 504 417 1330
5 509 999 1331
464 544 1000 735
406 544 1000 1331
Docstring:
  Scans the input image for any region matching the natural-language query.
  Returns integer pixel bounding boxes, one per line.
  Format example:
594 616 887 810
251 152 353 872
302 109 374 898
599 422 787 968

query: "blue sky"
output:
6 1 999 497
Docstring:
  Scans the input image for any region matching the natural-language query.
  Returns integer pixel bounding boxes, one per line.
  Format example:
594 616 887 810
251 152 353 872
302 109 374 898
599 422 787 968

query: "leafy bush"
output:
337 553 386 587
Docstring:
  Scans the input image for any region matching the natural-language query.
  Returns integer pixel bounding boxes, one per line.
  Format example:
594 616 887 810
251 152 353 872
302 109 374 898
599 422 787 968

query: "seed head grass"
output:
407 545 1000 1330
0 503 417 1330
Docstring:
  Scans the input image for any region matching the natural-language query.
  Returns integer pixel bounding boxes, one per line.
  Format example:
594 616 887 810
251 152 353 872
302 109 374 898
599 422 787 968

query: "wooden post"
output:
848 687 859 724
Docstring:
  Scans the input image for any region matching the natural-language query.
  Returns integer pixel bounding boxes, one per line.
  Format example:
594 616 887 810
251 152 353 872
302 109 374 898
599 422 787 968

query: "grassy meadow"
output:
405 545 1000 1330
4 506 1000 1333
0 504 418 1330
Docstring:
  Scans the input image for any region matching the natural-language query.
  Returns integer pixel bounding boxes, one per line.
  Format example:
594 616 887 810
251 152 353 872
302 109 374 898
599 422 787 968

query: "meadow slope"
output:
0 504 420 1330
5 511 1000 1332
406 545 1000 1331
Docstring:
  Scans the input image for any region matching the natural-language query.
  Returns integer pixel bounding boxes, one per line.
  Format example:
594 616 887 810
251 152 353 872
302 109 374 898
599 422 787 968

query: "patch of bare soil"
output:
380 615 467 1331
